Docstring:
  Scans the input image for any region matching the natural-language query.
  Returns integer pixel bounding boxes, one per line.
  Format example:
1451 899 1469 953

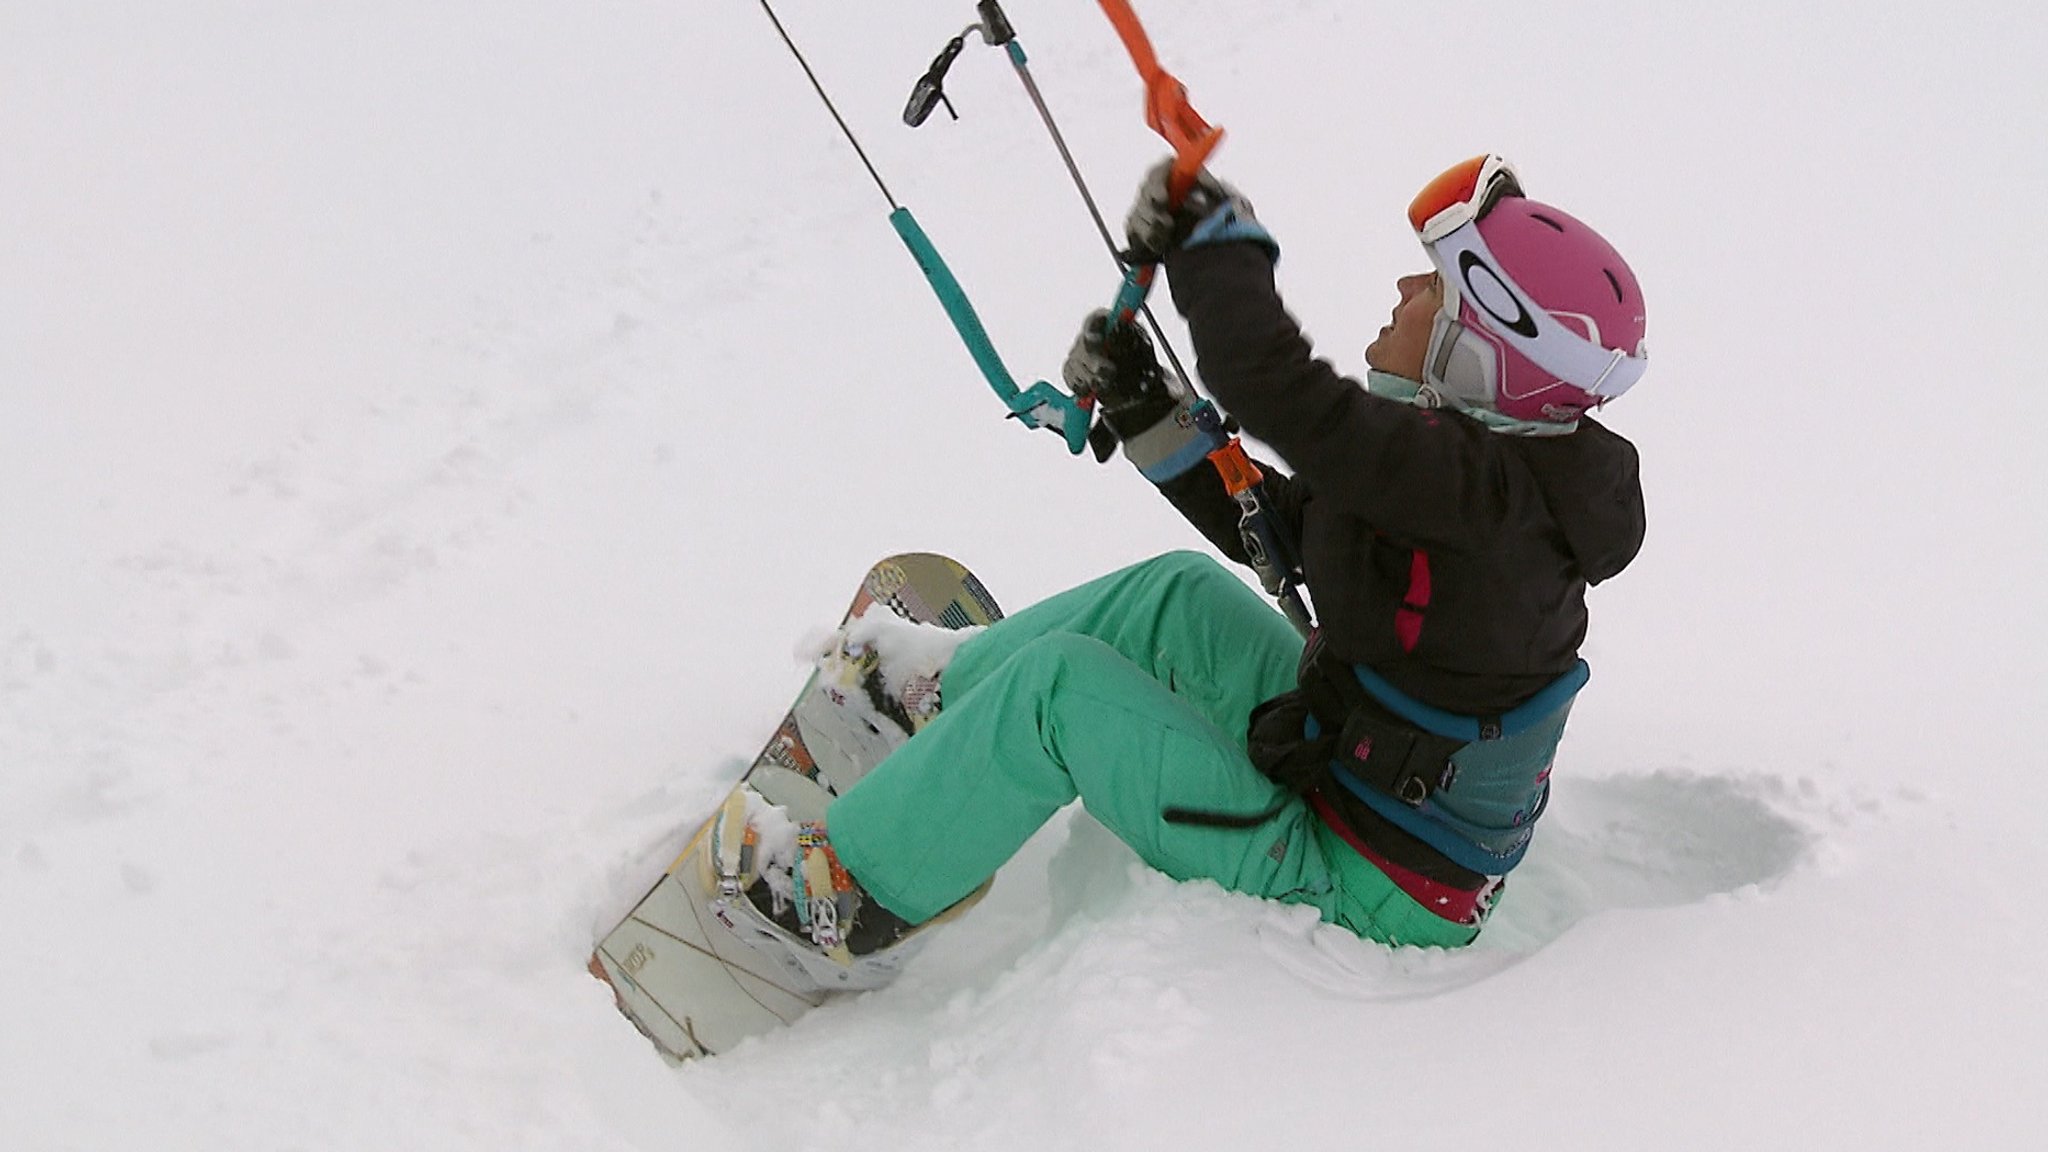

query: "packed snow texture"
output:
840 603 979 709
738 786 800 915
4 1 2045 1149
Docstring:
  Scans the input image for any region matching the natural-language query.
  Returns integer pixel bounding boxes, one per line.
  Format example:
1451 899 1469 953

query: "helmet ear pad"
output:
1422 311 1501 411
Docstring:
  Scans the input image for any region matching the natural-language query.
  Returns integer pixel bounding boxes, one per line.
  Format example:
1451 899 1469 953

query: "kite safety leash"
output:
756 0 1092 454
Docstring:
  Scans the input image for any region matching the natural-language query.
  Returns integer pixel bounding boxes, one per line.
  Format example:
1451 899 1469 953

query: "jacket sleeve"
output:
1163 243 1515 548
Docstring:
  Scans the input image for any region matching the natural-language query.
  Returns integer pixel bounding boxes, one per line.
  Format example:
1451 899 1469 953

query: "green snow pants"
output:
827 551 1479 949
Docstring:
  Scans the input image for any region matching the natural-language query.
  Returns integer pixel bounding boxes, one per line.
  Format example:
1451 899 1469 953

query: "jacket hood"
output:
1516 417 1645 585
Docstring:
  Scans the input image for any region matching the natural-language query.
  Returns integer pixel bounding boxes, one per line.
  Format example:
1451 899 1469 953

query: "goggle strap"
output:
1589 349 1626 397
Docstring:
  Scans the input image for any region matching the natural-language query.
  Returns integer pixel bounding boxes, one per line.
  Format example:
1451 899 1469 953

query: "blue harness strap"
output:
1352 660 1589 742
1314 661 1588 876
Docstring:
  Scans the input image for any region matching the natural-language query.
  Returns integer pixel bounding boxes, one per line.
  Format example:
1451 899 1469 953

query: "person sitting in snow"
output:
725 154 1649 966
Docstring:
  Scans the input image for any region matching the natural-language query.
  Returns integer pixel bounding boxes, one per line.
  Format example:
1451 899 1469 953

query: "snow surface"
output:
4 1 2046 1149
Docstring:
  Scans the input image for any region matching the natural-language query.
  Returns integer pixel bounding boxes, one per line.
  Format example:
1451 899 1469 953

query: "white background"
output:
4 1 2044 1148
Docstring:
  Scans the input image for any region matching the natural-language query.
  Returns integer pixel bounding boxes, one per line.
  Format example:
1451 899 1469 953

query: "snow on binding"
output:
589 554 1002 1062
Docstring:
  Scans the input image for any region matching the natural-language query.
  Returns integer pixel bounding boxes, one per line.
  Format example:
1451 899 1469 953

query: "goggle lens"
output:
1407 154 1523 241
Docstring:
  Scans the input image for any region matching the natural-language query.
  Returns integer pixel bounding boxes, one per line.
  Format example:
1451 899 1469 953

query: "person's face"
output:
1364 271 1441 381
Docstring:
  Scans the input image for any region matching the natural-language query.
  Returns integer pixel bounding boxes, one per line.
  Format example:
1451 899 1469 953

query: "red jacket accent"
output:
1395 548 1431 653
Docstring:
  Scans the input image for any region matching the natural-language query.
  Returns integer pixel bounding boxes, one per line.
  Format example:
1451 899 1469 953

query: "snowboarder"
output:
726 153 1649 967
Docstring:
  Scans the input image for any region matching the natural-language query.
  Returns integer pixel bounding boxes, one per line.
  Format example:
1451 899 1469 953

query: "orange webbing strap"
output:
1100 0 1310 638
1207 441 1263 496
1098 0 1224 202
1099 0 1224 332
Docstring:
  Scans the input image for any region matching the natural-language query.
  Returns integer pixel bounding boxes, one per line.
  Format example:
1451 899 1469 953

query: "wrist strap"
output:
1184 202 1279 262
1123 400 1228 483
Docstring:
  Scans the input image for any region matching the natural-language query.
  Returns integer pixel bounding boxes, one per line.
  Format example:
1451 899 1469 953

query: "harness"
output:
1300 637 1586 875
1185 631 1585 881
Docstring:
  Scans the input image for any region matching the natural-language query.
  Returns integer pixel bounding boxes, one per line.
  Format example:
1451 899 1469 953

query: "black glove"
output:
1061 309 1226 484
1123 158 1277 264
1061 308 1182 440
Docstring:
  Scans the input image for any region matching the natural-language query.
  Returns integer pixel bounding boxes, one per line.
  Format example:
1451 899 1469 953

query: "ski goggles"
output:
1409 154 1647 400
1409 153 1525 243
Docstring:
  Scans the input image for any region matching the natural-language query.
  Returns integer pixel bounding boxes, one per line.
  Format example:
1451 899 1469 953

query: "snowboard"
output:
589 554 1003 1062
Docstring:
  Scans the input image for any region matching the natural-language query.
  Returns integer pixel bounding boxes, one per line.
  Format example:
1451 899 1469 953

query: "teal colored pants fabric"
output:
827 551 1479 949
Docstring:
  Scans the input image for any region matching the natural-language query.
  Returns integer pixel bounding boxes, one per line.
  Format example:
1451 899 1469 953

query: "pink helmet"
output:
1411 156 1648 423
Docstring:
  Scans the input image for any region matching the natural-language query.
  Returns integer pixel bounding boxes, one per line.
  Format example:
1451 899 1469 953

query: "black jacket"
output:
1160 244 1645 719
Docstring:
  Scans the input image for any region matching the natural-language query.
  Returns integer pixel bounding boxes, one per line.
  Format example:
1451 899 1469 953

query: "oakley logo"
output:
1458 251 1539 339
